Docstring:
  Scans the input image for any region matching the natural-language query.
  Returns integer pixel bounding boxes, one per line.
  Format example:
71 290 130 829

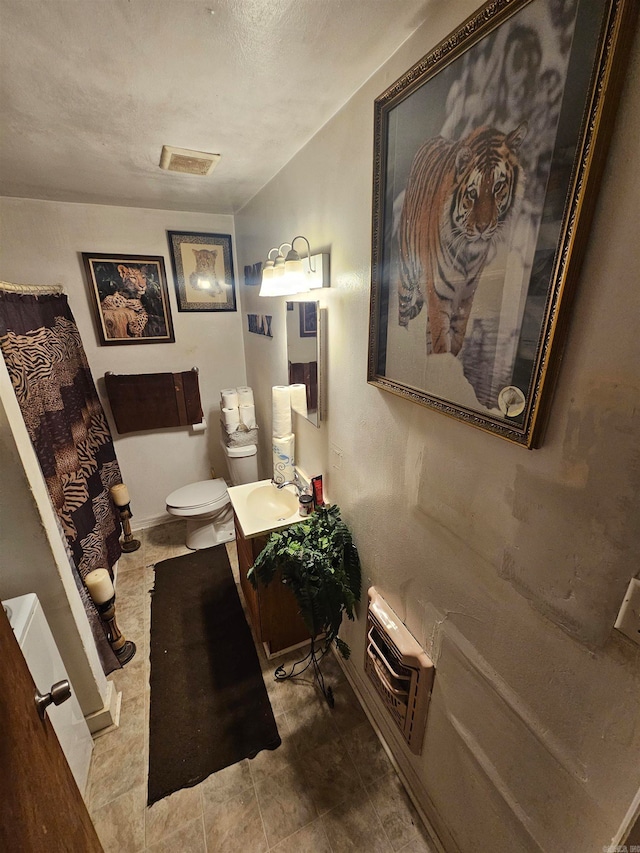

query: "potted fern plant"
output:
247 504 361 704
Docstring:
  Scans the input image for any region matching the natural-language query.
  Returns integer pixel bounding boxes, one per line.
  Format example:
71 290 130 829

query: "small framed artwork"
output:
247 314 273 337
244 262 263 287
81 253 175 346
367 0 636 447
299 302 317 338
167 231 236 312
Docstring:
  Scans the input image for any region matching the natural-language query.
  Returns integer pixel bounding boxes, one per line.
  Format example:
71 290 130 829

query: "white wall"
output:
0 198 247 716
0 198 247 524
235 6 640 851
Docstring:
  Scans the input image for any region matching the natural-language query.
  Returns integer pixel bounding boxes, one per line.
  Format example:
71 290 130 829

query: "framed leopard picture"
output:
167 231 237 313
82 253 175 346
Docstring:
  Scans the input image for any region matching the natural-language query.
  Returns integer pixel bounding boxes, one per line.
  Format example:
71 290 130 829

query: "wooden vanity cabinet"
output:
234 516 311 656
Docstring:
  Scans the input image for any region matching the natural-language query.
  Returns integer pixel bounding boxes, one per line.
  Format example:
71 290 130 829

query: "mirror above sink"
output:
286 300 322 427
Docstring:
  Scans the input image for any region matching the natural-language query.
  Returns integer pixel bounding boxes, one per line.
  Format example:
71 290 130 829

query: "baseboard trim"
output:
85 680 121 735
132 512 173 532
264 637 310 660
612 784 640 845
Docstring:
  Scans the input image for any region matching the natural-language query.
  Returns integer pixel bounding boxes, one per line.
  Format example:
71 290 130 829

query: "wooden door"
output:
0 603 103 852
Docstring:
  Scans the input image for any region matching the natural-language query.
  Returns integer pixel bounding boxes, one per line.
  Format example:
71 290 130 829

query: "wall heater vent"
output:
365 587 434 755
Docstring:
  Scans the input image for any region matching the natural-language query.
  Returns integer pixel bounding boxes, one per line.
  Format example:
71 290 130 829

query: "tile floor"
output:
86 520 435 853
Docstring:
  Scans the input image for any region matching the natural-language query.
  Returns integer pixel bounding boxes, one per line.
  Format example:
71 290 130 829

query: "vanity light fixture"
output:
259 236 329 296
283 236 313 294
260 244 292 297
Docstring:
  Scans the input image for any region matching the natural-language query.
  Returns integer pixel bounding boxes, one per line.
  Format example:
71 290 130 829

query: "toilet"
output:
165 443 258 550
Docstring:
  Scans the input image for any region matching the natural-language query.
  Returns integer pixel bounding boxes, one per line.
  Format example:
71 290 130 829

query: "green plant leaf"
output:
250 505 361 657
335 637 351 660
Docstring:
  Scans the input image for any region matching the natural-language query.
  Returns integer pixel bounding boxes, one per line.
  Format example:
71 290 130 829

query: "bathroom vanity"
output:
228 479 314 656
234 517 310 656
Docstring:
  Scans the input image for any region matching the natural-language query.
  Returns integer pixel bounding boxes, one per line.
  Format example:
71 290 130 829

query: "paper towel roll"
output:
222 406 240 432
237 386 254 407
221 388 239 409
272 433 295 484
272 385 292 437
239 404 257 429
289 383 308 418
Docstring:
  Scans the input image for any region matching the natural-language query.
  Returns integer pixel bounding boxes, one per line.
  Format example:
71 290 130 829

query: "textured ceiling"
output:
0 0 430 214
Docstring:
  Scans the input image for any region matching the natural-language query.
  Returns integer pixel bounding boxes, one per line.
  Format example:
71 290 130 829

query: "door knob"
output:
34 680 71 720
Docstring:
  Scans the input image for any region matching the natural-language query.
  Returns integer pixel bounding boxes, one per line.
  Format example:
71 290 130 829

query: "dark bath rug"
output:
148 545 281 806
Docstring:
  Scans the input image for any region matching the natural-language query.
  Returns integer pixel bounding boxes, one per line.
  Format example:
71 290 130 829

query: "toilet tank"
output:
222 442 258 485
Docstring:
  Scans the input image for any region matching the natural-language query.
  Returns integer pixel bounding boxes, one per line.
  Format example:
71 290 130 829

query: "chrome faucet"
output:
272 473 305 495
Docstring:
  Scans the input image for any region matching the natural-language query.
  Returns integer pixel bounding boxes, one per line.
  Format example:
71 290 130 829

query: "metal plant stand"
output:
274 637 334 708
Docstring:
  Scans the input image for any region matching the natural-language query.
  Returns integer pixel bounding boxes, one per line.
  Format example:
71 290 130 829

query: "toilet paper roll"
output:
272 385 292 438
237 386 254 407
289 384 308 418
221 388 239 409
191 416 207 433
272 433 295 484
239 404 257 429
222 406 240 433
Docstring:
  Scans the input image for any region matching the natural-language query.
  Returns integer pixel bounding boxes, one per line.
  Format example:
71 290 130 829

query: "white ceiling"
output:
0 0 430 214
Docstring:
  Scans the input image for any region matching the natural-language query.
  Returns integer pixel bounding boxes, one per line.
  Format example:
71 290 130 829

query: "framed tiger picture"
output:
367 0 636 448
167 231 237 313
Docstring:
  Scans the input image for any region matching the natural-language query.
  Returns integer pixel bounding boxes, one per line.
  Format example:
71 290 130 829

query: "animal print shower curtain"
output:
0 291 122 673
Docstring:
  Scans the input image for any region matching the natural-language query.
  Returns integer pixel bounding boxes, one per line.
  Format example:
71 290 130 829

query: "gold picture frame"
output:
367 0 636 447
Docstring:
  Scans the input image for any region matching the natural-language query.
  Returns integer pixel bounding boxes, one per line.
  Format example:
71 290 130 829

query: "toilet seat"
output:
166 478 229 513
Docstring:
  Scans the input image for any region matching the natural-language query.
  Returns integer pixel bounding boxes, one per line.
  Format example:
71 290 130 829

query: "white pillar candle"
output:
85 568 115 604
110 483 130 507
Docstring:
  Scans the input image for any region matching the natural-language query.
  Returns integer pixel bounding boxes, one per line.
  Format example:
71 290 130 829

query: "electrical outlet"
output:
614 578 640 646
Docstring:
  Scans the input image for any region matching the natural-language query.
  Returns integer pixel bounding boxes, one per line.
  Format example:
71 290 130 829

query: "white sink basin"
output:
245 484 298 523
227 479 301 538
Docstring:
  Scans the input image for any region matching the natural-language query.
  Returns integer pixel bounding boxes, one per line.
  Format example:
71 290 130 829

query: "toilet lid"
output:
166 479 229 511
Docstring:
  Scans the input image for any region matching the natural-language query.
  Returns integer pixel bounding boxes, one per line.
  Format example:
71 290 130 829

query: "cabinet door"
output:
234 518 311 655
259 574 311 654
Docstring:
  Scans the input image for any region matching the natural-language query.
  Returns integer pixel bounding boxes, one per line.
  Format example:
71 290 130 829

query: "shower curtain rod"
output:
0 280 64 295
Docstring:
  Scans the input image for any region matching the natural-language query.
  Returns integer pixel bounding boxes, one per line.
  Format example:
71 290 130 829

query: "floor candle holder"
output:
117 504 141 553
110 483 141 553
85 568 137 666
96 596 137 665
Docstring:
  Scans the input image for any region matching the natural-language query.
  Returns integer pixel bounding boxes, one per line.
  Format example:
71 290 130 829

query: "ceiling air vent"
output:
159 146 220 176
